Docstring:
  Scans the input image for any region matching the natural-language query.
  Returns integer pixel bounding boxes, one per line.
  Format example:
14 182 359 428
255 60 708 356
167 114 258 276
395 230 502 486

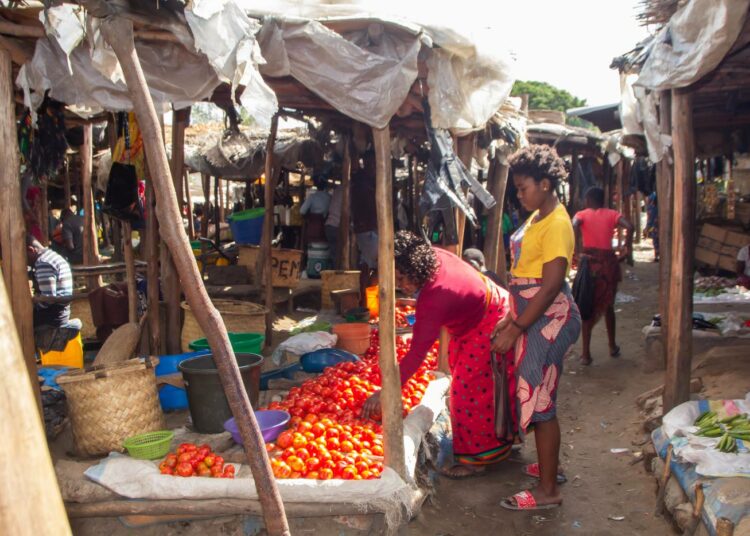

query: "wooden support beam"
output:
81 123 101 290
260 115 279 347
201 173 210 240
664 89 695 412
484 155 510 283
63 160 72 209
338 136 352 270
633 191 642 244
372 125 406 480
122 221 137 323
656 92 674 370
0 46 37 413
146 182 161 354
569 152 579 212
0 270 71 535
38 179 49 246
99 17 289 535
454 134 475 254
184 170 195 240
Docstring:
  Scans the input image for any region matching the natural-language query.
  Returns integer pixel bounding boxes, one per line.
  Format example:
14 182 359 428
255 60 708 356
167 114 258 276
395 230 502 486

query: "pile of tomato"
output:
264 329 438 480
159 443 235 479
371 304 416 329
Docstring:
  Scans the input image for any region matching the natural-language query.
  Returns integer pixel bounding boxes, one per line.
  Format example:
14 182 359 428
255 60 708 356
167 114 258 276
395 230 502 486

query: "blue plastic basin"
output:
300 348 360 373
155 350 209 411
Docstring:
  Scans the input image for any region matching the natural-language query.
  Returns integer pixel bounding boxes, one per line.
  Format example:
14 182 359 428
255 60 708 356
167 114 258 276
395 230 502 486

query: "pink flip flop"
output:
522 463 568 484
500 490 562 511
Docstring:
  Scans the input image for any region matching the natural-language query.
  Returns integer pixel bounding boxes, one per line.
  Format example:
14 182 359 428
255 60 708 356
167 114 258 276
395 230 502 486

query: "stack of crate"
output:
695 223 750 272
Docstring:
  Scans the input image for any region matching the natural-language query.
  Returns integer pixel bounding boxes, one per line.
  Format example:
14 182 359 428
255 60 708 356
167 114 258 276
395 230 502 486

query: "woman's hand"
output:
360 390 382 420
491 321 522 354
491 314 512 340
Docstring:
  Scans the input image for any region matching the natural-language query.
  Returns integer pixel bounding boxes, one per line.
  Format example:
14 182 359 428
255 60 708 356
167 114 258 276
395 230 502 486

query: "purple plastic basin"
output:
224 410 290 445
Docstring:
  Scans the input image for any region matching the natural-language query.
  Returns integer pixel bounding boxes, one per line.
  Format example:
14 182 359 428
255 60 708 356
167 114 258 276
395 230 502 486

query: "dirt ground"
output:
406 243 672 536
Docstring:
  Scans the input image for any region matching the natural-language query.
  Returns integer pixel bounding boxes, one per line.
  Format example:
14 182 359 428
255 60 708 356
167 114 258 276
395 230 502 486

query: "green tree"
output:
511 80 595 129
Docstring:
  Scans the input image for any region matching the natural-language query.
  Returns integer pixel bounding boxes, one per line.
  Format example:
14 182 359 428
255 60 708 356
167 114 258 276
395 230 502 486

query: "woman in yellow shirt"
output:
492 145 582 511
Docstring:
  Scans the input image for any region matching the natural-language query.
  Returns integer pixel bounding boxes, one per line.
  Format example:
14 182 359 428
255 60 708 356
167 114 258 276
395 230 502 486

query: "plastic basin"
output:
228 208 265 245
332 322 371 355
300 348 360 373
155 350 210 411
188 332 265 355
224 410 290 444
179 353 263 434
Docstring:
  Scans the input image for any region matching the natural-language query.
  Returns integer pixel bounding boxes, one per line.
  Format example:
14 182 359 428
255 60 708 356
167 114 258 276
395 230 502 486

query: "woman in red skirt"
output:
362 231 515 478
572 187 633 365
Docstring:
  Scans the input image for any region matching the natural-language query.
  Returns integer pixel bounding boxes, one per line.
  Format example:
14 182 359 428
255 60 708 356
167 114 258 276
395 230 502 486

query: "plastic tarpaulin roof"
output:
635 0 750 90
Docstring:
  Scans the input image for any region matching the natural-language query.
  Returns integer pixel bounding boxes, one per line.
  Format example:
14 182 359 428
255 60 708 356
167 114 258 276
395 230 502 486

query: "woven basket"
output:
57 358 165 457
70 296 95 339
321 270 361 310
180 299 268 352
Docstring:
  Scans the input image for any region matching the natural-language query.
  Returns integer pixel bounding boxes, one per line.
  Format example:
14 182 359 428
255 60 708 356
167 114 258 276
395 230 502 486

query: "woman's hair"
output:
585 186 605 208
393 231 438 288
508 144 568 189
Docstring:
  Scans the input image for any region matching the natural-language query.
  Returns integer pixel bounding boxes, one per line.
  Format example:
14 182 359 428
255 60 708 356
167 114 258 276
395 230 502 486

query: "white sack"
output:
270 331 338 365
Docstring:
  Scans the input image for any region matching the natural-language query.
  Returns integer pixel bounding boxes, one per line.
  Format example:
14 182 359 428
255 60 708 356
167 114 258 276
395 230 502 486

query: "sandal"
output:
500 490 562 511
437 464 487 480
610 345 621 358
522 463 567 484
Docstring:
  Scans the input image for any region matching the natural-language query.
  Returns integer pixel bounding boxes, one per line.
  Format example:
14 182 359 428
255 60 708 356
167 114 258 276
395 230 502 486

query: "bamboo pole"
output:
372 125 406 480
484 155 510 283
122 221 137 323
0 47 37 413
184 170 195 240
663 89 695 412
0 266 71 535
338 136 352 270
81 123 101 289
259 115 279 347
146 182 161 354
99 18 289 535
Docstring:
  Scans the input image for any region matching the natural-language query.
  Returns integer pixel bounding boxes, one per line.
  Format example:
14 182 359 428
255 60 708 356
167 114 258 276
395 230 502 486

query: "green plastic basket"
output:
123 430 174 460
189 332 265 354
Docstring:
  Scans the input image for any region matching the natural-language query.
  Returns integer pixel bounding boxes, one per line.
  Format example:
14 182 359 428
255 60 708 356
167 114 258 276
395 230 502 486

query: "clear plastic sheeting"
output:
184 0 278 129
18 36 221 114
257 19 420 129
39 4 86 74
636 0 750 91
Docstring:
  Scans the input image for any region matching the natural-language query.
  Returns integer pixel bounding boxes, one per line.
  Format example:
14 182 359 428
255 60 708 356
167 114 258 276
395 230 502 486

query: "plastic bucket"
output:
188 332 265 355
306 242 332 278
178 353 263 433
332 323 371 355
229 208 265 245
365 285 379 317
39 332 84 369
155 350 209 411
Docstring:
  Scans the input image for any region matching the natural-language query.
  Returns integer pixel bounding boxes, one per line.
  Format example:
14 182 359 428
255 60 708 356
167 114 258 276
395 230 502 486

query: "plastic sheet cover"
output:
257 18 420 129
636 0 750 90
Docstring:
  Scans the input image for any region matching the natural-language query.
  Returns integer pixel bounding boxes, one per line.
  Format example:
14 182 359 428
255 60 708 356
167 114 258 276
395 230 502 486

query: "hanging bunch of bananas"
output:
694 411 750 454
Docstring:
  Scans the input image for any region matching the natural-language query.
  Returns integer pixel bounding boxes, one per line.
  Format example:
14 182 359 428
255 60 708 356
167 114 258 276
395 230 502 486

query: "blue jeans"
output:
355 231 378 270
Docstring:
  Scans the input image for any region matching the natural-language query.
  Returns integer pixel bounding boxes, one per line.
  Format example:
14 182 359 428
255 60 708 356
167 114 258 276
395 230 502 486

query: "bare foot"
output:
438 463 487 480
579 355 592 366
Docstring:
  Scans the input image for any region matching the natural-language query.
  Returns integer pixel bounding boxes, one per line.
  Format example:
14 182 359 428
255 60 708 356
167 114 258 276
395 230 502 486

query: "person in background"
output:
361 231 517 477
26 235 73 329
325 182 344 269
300 173 331 243
463 248 504 288
60 208 85 265
351 152 378 271
737 242 750 289
572 187 633 365
502 210 514 253
644 191 659 261
492 144 581 511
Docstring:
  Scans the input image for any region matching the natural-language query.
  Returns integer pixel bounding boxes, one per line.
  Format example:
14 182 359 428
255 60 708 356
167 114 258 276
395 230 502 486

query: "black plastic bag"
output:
572 255 595 321
103 162 143 223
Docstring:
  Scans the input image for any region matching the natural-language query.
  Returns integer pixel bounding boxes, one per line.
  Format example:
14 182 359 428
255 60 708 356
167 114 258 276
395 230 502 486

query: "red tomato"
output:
305 457 320 472
164 453 178 468
203 454 216 467
177 452 193 464
319 467 334 480
325 427 340 439
197 467 212 477
292 433 308 449
160 466 174 475
277 431 294 449
371 445 384 456
355 461 369 474
210 465 223 477
326 437 340 451
306 471 320 480
340 440 354 453
273 462 291 479
175 462 194 477
287 456 305 473
295 448 310 461
341 466 357 480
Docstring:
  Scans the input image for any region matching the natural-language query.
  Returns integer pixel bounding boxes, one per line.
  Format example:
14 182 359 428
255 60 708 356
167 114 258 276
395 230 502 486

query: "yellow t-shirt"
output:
509 203 574 278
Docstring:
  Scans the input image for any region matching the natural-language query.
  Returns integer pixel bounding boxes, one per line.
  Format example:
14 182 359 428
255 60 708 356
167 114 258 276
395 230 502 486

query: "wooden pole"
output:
454 134 475 254
663 89 695 412
484 155 510 283
146 182 161 354
259 115 279 347
656 91 674 368
184 170 195 240
569 152 579 212
81 123 101 289
633 191 642 244
99 19 290 535
372 125 406 479
63 159 72 209
214 176 220 245
39 179 49 246
122 221 138 323
0 268 71 535
0 47 37 413
338 136 352 270
201 173 210 240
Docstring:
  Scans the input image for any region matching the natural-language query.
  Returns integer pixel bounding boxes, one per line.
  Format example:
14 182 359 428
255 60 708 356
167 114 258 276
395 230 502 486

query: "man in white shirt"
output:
300 174 331 242
737 244 750 289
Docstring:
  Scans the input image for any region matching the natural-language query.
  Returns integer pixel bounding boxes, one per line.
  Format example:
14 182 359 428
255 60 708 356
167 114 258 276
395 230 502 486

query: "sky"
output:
375 0 655 106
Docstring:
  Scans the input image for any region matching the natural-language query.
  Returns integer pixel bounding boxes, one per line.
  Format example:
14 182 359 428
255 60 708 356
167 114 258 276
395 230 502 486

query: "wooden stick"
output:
201 173 210 240
657 91 673 372
0 46 37 412
214 175 220 245
454 134 475 254
81 123 101 290
99 17 289 535
682 483 705 536
39 179 49 246
64 159 72 209
260 115 279 347
656 445 673 516
664 89 695 412
0 20 180 43
122 221 138 323
146 182 161 354
184 170 195 240
372 125 406 479
338 136 352 270
716 518 735 536
0 268 71 534
484 155 510 283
